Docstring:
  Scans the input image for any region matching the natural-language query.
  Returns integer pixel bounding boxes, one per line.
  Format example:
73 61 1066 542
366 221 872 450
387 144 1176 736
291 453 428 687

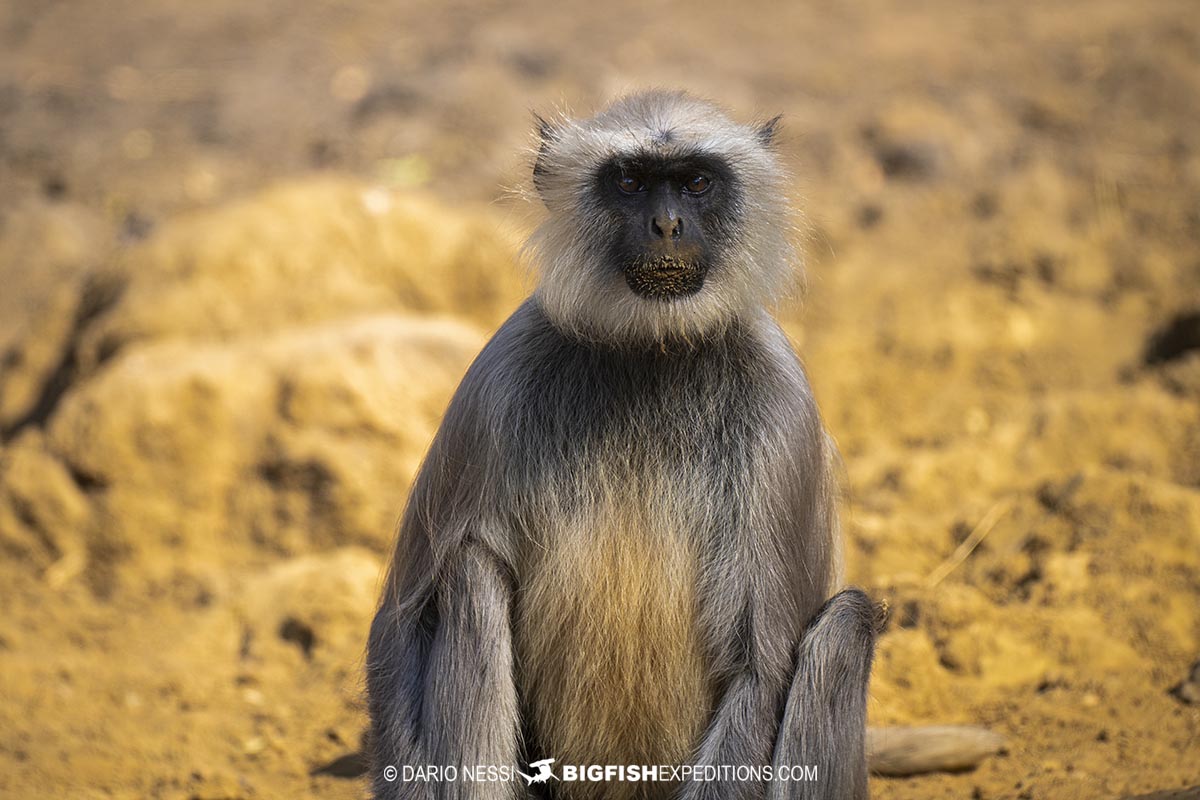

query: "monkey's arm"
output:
365 358 523 800
366 535 520 800
680 661 783 800
681 338 876 800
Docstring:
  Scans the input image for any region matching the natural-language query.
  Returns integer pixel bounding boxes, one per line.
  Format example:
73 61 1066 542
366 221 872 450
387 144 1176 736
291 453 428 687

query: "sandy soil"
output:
1 1 1198 798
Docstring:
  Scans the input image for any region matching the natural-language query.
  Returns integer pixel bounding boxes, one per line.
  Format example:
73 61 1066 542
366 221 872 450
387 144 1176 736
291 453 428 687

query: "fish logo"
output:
517 758 557 785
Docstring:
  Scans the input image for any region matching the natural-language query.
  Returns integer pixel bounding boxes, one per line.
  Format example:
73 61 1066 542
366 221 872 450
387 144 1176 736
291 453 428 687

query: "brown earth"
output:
1 1 1199 798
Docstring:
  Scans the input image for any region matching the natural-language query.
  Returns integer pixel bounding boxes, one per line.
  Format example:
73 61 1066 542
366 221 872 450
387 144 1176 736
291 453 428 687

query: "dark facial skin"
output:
597 154 734 300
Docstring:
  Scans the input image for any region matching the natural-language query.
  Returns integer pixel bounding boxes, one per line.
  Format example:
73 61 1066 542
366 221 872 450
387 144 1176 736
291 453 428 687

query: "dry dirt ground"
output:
1 1 1199 798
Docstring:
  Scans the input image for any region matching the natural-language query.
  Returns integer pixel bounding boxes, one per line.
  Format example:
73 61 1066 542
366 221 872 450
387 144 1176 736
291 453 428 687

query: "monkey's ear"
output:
532 113 560 203
756 114 783 147
534 113 558 145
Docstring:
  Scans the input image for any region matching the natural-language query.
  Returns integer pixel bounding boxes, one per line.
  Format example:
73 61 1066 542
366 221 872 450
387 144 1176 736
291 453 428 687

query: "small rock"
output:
1170 659 1200 705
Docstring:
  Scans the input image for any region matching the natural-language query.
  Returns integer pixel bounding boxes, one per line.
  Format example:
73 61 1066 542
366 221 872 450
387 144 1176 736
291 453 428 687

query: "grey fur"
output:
367 91 876 800
770 589 881 800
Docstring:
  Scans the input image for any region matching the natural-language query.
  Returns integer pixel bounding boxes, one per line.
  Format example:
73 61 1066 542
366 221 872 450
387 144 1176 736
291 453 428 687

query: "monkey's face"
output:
529 91 796 342
596 155 732 302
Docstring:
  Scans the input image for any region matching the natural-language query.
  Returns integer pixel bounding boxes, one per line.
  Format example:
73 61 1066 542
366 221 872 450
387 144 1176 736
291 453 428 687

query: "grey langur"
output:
367 90 880 800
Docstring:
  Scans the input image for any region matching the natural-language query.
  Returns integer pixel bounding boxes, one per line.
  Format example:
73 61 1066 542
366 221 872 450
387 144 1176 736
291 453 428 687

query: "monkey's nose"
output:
651 213 683 240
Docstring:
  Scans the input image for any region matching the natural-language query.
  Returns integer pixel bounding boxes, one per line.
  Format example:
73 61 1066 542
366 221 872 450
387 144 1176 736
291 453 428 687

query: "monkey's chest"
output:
513 503 714 777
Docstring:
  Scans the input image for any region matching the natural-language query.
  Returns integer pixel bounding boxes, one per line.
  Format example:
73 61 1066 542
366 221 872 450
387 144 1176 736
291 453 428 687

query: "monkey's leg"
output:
768 588 879 800
367 545 523 800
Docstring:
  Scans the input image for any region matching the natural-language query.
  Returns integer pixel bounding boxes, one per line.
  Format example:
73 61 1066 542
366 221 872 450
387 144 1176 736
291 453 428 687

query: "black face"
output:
596 153 734 301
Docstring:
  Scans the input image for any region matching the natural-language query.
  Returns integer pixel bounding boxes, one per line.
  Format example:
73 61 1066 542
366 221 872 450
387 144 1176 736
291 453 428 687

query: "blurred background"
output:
1 1 1198 797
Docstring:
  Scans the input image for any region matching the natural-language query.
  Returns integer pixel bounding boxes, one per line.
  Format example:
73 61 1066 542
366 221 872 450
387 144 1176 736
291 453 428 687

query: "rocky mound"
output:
0 179 523 798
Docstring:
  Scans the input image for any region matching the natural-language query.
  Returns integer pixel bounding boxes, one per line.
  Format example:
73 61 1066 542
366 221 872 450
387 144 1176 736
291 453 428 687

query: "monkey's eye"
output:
615 174 646 194
683 175 711 194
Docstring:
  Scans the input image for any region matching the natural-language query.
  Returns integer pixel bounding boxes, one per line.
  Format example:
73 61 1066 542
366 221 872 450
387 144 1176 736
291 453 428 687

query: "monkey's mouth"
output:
623 256 706 300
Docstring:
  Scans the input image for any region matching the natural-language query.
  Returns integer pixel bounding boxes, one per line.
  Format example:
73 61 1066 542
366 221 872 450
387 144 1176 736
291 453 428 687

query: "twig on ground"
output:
925 499 1013 588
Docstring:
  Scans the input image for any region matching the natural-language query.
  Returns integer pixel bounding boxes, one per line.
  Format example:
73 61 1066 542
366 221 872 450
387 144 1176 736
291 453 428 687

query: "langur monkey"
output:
367 90 880 800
